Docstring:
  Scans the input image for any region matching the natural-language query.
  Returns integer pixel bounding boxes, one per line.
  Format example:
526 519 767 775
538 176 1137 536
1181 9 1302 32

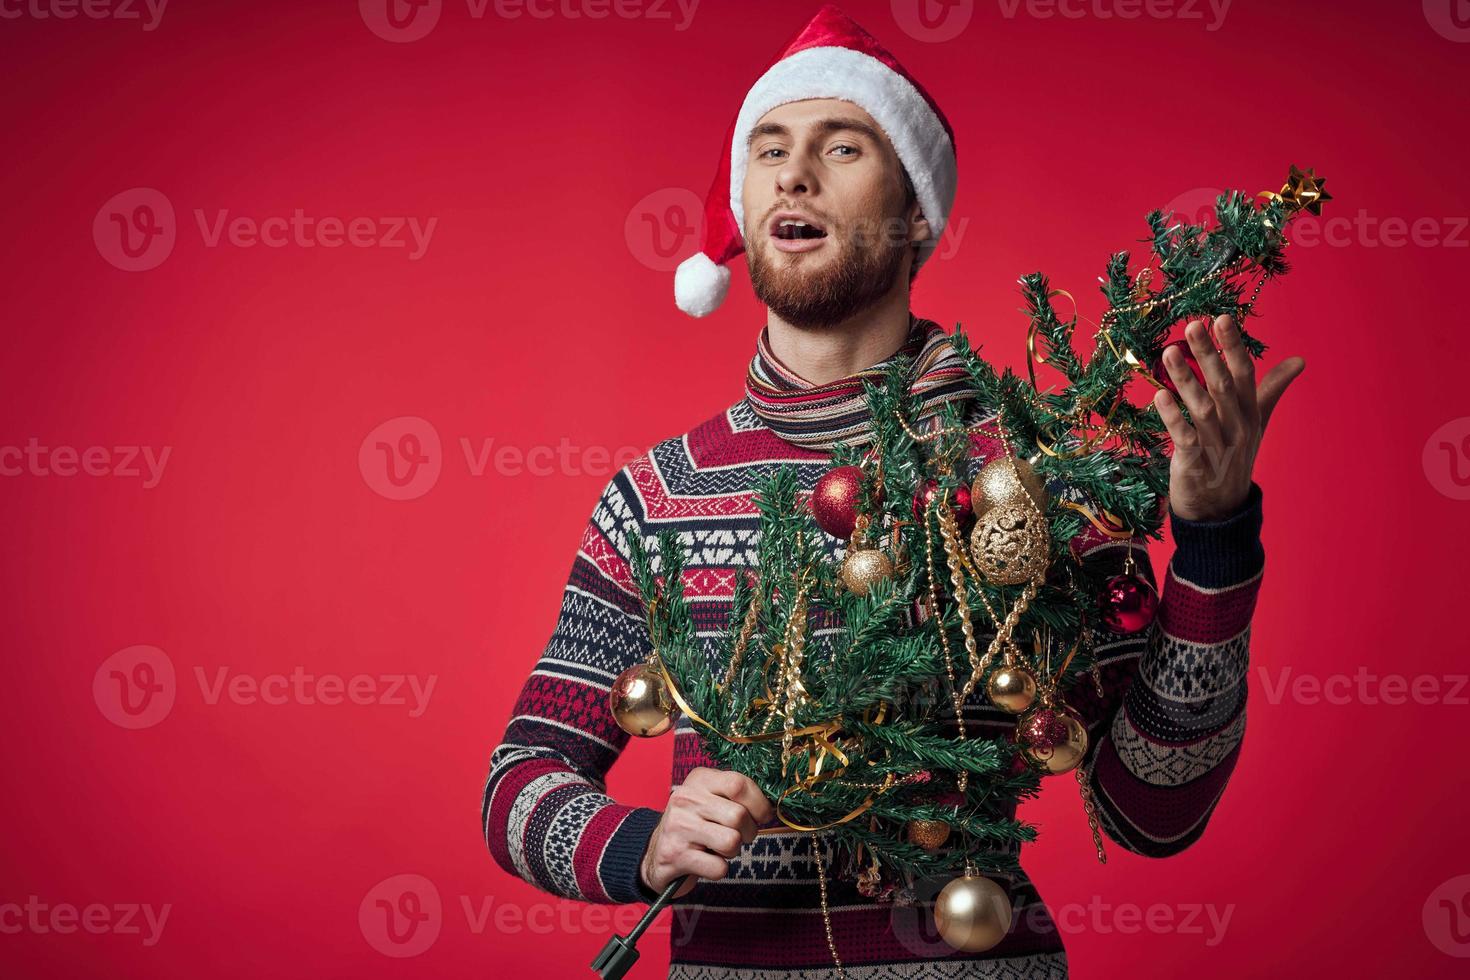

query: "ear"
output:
907 200 933 248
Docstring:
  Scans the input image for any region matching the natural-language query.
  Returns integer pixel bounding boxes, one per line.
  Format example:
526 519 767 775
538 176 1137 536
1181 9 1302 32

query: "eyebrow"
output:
746 117 884 149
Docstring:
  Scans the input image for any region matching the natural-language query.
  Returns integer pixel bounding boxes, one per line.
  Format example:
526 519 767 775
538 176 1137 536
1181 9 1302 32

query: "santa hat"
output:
674 3 958 318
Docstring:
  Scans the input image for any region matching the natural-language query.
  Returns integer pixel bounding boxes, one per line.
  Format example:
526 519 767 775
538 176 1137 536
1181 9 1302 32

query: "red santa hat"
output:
674 3 958 318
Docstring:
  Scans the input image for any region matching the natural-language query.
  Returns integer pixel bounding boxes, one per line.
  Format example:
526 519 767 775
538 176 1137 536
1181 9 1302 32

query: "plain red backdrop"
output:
2 0 1468 976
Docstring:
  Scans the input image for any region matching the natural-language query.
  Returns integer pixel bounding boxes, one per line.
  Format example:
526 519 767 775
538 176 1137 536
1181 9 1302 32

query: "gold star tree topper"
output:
1271 164 1332 216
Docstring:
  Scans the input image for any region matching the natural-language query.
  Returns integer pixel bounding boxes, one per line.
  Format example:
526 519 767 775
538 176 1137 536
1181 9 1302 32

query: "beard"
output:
746 218 909 328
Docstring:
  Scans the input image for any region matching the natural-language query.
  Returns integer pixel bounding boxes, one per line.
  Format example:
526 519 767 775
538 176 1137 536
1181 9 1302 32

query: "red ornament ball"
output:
913 478 974 525
1100 573 1159 633
811 465 864 539
1019 709 1068 751
1151 338 1208 396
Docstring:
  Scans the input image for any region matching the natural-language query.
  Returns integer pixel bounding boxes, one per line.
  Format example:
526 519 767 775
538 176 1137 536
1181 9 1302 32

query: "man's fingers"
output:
1163 322 1223 451
1153 385 1194 448
696 794 758 844
1210 314 1261 434
1257 356 1306 432
672 849 728 883
709 770 774 825
1189 316 1243 443
690 819 747 859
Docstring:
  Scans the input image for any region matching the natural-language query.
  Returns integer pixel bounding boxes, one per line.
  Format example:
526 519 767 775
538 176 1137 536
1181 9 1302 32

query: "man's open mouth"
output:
770 214 828 240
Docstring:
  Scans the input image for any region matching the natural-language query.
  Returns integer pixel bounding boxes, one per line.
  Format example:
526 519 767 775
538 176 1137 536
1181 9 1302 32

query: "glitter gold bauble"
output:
986 665 1039 714
905 818 952 852
1020 709 1088 774
840 547 893 596
608 662 677 738
970 456 1046 518
934 873 1013 953
969 503 1051 585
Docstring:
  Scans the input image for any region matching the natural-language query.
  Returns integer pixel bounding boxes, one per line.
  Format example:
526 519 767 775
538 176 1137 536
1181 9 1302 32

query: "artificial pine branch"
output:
623 165 1326 889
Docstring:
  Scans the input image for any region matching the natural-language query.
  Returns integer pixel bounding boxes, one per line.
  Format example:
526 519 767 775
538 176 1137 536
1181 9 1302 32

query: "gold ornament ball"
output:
608 662 677 738
1022 710 1089 775
840 547 894 596
934 873 1014 953
970 456 1046 518
905 819 951 851
987 665 1039 714
969 503 1051 585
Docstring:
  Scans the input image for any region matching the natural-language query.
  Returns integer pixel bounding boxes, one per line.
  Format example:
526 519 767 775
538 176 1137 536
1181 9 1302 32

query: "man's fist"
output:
640 767 774 899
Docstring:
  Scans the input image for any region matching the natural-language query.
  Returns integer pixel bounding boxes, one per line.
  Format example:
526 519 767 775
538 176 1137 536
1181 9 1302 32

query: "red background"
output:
3 0 1468 976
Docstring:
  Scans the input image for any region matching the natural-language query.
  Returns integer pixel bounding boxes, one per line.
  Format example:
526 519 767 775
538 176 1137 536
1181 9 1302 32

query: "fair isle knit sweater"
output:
481 316 1265 979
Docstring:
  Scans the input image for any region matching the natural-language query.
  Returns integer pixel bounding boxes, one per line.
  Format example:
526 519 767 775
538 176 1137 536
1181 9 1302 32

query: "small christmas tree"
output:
606 165 1328 958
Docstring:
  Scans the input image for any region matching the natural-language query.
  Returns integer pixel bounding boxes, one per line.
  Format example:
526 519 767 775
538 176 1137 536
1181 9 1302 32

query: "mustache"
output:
766 204 834 228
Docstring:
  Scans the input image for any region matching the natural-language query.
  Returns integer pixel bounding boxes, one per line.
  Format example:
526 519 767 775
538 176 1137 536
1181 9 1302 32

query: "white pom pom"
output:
674 252 731 318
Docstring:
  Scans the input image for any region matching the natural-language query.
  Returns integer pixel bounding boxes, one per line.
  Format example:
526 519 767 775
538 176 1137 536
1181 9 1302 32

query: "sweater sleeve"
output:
480 464 664 904
1070 480 1265 858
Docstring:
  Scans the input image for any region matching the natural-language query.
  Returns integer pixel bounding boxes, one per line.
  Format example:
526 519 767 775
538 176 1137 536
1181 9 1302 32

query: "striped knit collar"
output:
743 314 974 452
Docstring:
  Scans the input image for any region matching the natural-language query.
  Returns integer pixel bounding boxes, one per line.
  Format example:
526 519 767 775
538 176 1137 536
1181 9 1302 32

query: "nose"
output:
776 150 817 199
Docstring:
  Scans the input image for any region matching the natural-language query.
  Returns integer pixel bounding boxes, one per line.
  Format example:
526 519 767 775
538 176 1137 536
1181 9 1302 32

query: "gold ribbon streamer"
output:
649 652 897 834
1059 499 1134 540
1026 288 1077 391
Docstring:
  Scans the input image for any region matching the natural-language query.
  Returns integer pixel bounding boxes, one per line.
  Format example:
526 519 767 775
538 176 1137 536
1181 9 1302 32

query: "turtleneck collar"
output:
743 314 975 452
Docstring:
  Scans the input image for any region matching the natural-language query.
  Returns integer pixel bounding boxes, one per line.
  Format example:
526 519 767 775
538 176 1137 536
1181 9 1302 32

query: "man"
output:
482 5 1301 977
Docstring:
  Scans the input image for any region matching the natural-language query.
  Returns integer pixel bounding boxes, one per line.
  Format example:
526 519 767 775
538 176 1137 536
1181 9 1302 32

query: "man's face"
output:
741 98 929 328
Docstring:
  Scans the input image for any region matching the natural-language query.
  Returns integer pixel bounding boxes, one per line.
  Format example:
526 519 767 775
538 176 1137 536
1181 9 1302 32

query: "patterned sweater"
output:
481 329 1265 979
